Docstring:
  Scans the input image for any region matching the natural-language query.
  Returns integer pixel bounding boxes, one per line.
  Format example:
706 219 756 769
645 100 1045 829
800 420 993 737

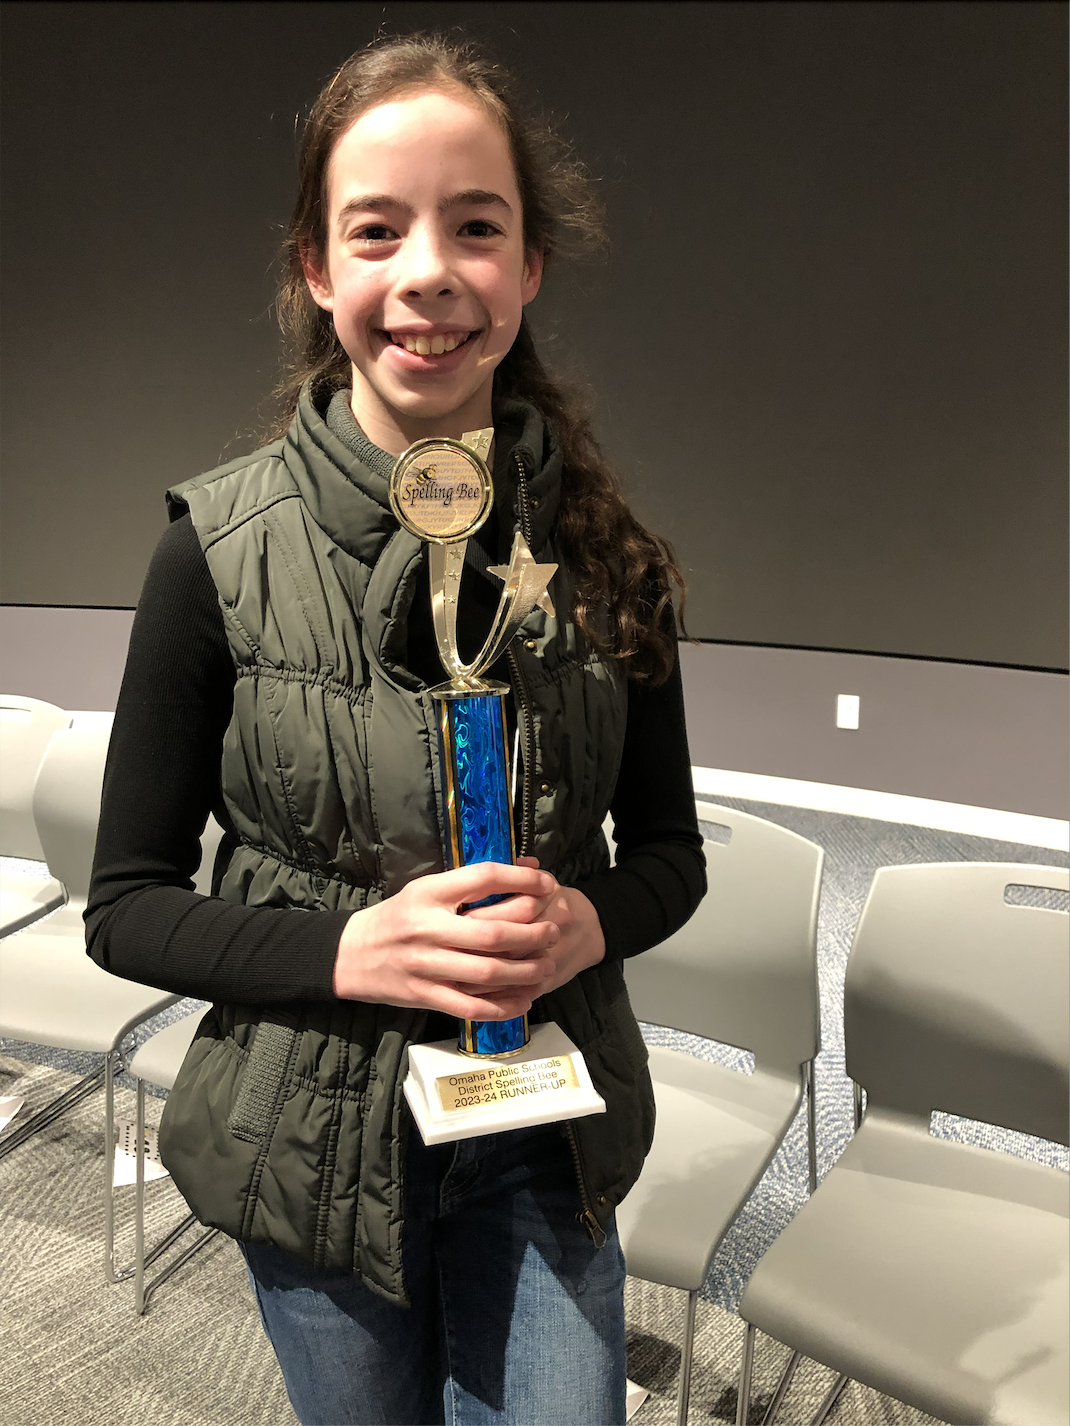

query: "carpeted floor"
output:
0 1054 942 1426
2 802 1066 1424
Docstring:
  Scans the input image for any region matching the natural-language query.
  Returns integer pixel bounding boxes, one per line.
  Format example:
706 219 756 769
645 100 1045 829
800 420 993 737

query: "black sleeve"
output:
84 514 349 1004
573 631 707 960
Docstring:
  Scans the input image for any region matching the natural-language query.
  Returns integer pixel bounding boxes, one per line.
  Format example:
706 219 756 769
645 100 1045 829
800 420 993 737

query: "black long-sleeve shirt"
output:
85 435 705 1008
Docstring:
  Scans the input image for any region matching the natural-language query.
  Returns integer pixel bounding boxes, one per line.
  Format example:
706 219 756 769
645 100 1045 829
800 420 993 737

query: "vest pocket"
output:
227 1017 300 1143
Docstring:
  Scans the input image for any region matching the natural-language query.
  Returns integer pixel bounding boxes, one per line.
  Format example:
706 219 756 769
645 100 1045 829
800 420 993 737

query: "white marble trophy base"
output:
404 1021 607 1145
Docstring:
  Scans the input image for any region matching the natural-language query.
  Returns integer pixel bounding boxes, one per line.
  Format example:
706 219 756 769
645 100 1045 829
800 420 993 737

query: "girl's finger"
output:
427 910 559 957
413 944 554 987
424 861 554 907
422 985 538 1021
464 892 556 924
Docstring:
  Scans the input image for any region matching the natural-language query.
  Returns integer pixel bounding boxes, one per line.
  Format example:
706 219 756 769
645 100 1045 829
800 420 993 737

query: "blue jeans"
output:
241 1123 627 1426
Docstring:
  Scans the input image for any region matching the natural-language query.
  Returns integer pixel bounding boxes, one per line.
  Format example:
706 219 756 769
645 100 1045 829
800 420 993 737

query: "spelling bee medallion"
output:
388 436 493 544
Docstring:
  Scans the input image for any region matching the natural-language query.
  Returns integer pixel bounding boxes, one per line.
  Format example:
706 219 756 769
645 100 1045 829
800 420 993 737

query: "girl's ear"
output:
301 239 334 312
521 248 544 306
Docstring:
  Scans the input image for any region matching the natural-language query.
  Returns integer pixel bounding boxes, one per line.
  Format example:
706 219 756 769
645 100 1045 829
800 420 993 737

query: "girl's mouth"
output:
386 329 478 357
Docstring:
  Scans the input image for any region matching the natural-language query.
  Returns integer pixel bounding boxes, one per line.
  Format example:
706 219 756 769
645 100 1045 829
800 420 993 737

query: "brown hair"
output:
272 32 686 682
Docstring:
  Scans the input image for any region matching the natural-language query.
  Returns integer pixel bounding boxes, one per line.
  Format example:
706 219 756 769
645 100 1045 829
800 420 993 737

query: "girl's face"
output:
304 88 542 453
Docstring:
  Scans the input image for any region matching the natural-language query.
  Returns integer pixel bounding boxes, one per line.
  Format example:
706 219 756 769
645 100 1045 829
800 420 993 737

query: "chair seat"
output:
129 1012 206 1090
0 933 179 1052
617 1046 802 1291
739 1111 1070 1426
0 870 65 938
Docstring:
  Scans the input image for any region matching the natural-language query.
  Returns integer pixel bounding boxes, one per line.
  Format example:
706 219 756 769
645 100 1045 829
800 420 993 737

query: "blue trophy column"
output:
435 686 529 1056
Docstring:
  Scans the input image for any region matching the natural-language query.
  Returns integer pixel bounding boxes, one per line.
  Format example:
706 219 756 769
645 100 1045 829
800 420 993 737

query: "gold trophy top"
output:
388 428 557 692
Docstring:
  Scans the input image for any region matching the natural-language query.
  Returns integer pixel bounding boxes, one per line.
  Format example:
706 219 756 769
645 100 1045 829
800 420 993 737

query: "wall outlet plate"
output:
836 693 860 729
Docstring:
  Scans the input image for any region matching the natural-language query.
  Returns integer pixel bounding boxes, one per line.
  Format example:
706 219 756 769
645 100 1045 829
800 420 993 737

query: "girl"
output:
87 33 705 1426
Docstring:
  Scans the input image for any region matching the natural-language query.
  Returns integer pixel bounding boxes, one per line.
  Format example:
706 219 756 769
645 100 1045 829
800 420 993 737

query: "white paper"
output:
112 1117 170 1186
0 1096 25 1132
625 1379 650 1420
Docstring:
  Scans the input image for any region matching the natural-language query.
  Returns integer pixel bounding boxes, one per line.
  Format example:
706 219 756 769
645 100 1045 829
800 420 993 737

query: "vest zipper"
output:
513 450 534 546
508 450 537 860
507 643 536 859
564 1120 608 1247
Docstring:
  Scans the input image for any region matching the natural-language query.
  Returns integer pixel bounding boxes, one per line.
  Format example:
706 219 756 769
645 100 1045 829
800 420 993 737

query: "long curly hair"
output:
269 32 687 682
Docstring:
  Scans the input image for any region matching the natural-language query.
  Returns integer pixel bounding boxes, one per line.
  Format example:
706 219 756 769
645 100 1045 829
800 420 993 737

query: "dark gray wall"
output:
2 1 1066 668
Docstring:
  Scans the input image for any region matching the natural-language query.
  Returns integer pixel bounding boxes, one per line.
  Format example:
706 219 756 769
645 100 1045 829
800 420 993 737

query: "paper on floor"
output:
625 1378 650 1420
113 1118 170 1187
0 1096 25 1132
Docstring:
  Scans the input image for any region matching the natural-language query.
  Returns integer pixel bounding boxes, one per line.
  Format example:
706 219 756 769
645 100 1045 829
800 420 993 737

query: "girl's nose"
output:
397 224 455 300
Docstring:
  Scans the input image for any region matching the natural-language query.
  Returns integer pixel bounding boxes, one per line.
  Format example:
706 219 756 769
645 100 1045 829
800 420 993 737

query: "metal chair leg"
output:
136 1222 221 1314
677 1288 698 1426
804 1060 818 1193
0 1060 106 1159
810 1373 849 1426
104 1047 133 1283
134 1077 146 1309
131 1073 220 1314
760 1350 801 1425
736 1321 756 1426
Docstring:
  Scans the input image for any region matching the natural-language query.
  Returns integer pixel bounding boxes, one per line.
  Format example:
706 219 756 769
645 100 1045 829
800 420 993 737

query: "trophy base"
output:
404 1021 607 1145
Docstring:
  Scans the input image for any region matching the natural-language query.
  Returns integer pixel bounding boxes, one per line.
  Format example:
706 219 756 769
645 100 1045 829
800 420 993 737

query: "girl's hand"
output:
333 862 559 1020
466 857 606 994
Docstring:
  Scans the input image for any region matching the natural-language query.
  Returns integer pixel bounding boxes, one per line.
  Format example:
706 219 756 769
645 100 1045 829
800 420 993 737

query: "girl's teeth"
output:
395 332 466 355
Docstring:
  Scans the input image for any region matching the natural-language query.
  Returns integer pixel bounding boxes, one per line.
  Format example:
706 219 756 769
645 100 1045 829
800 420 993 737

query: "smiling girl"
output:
87 33 705 1426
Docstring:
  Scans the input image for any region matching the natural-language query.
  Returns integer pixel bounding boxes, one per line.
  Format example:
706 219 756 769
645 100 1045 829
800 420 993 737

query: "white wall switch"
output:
836 694 860 729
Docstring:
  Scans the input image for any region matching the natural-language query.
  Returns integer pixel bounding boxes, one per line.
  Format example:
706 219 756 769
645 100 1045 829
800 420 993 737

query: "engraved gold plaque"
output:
436 1054 580 1114
389 437 492 544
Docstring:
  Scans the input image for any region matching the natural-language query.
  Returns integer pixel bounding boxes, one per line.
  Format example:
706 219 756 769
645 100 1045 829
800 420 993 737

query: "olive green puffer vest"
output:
158 387 654 1304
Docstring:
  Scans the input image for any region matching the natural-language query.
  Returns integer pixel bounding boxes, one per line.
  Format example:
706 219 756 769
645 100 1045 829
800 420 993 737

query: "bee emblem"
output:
412 464 438 484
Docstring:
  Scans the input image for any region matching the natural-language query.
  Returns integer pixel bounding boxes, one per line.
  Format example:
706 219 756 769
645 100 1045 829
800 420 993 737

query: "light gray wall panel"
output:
3 607 1063 818
680 642 1068 820
0 607 135 714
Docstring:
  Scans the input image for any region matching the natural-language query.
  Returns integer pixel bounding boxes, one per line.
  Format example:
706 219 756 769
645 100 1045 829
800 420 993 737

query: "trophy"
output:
393 427 606 1145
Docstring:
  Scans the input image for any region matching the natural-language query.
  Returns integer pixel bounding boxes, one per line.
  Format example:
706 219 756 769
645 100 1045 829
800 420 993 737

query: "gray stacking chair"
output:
617 802 823 1426
0 693 70 935
736 861 1070 1426
129 1010 220 1313
0 719 181 1281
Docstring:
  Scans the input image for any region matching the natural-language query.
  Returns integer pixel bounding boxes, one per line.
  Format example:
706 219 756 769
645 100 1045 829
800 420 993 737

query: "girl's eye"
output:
458 220 501 239
354 224 397 243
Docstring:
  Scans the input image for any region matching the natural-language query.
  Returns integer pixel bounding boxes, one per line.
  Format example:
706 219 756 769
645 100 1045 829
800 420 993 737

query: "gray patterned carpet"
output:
0 1054 941 1426
2 801 1066 1424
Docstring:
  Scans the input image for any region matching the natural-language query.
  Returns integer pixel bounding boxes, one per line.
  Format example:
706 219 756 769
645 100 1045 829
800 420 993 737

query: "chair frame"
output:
620 801 824 1426
734 1084 859 1426
734 861 1069 1426
0 1033 156 1283
132 1071 219 1313
0 693 70 936
669 1059 818 1426
0 716 184 1280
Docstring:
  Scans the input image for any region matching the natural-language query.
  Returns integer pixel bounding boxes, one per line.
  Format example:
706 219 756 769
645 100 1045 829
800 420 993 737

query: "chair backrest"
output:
31 718 114 903
845 862 1070 1146
193 814 226 896
623 802 823 1075
0 694 70 859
